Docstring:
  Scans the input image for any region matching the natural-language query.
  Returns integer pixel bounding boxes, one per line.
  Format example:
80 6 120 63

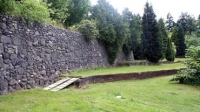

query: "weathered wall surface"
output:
0 14 131 94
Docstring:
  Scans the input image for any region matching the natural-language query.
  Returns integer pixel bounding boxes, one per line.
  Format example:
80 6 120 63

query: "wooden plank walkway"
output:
43 77 70 90
51 78 79 91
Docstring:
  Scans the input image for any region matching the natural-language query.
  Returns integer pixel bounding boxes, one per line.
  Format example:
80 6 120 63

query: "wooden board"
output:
43 77 70 90
51 78 79 91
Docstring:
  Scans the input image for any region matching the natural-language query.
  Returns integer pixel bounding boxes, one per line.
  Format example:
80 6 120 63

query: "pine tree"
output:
142 2 162 63
158 18 168 59
171 25 186 57
165 38 175 61
171 26 179 47
176 24 187 57
166 13 175 32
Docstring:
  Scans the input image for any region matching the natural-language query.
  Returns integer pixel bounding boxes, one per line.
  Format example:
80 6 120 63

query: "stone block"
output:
0 79 8 91
12 37 21 45
0 57 4 68
1 35 11 44
40 70 46 76
0 23 7 30
0 43 3 53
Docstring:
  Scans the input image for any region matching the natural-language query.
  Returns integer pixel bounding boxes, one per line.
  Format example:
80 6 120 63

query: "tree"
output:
90 0 129 64
158 18 168 59
165 38 175 61
47 0 68 24
177 13 197 35
196 16 200 36
171 26 179 46
166 13 175 32
171 25 187 57
176 24 187 57
64 0 91 27
142 2 162 63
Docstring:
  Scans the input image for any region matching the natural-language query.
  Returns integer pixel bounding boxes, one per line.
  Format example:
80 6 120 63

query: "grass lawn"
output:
0 76 199 112
66 63 186 77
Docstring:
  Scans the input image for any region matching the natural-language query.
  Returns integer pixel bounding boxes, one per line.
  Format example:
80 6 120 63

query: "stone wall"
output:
0 14 131 94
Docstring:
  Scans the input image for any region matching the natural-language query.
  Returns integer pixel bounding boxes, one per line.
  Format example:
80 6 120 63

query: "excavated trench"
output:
75 68 185 88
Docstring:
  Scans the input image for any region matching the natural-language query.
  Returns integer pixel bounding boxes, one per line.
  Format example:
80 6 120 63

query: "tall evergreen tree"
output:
171 25 187 57
166 13 175 32
176 24 187 57
171 26 179 46
158 18 168 59
142 2 162 63
165 38 175 61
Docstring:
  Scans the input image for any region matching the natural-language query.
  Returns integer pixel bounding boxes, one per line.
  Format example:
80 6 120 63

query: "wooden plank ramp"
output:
43 77 70 90
51 78 79 91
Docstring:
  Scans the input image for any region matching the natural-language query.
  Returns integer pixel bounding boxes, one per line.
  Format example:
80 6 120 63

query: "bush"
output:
0 0 16 14
77 20 99 42
171 46 200 85
165 38 175 61
17 0 51 23
0 0 51 24
185 33 200 48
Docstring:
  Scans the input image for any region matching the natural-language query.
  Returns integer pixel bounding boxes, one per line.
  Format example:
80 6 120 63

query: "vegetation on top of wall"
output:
90 0 130 64
76 20 99 42
0 0 51 24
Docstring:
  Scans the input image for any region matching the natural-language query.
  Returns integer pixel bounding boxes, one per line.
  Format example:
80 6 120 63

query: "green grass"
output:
0 76 199 112
66 63 186 77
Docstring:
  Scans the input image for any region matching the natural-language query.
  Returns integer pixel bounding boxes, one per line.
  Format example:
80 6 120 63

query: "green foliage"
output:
185 33 200 48
47 0 68 24
17 0 51 23
0 0 16 14
77 20 99 42
122 8 142 59
171 25 187 57
166 13 175 32
165 38 175 61
91 0 129 64
196 19 200 36
0 0 51 24
177 13 197 35
64 0 91 27
171 46 200 85
158 18 168 59
142 2 162 63
171 26 179 46
176 24 187 57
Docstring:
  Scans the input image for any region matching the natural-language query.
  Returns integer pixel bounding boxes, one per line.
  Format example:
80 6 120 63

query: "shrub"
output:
185 33 200 48
17 0 51 24
171 46 200 85
0 0 51 24
77 20 99 42
0 0 16 14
